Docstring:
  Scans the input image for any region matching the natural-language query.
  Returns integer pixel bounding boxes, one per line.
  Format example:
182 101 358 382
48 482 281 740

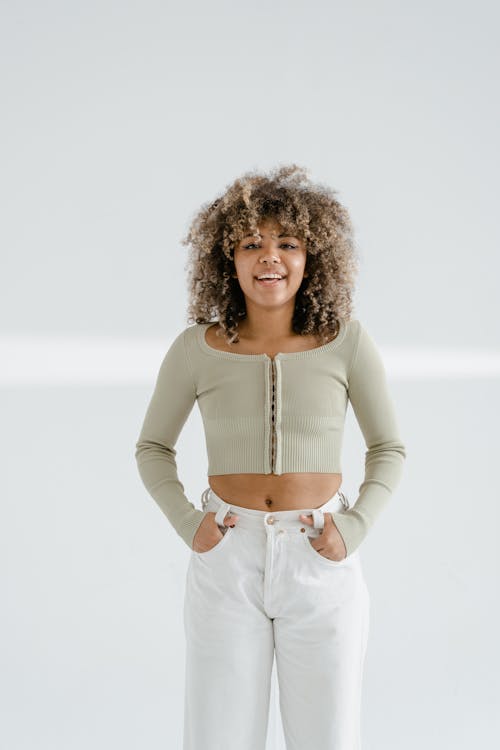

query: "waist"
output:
202 486 350 532
208 473 343 511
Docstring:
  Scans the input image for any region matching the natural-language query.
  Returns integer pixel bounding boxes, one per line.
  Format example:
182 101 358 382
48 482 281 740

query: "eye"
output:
243 243 298 250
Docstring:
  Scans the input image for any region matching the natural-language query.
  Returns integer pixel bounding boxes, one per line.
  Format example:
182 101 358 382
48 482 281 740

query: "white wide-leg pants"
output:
183 487 370 750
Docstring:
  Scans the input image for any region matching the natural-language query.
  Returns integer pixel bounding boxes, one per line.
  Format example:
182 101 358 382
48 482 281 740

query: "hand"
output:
192 511 239 553
299 511 347 561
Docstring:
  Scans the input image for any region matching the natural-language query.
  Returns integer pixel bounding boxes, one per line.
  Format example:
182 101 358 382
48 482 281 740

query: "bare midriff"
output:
205 323 343 512
208 473 343 512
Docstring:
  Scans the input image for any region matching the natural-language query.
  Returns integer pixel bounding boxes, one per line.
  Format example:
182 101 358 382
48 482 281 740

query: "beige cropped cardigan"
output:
135 318 406 556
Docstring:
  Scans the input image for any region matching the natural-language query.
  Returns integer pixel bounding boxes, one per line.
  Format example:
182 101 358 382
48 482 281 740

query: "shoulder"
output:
343 318 361 338
346 319 388 380
169 322 206 345
343 318 378 348
179 322 211 364
340 318 384 378
339 317 362 353
158 324 201 362
180 322 202 340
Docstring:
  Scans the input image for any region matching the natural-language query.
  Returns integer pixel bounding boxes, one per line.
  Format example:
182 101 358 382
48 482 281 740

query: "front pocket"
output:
196 525 235 558
301 530 346 566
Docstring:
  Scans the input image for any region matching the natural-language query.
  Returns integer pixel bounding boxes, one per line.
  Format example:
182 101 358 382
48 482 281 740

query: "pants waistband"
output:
201 487 350 532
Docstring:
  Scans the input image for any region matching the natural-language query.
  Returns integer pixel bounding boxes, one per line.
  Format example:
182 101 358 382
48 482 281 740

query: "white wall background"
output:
2 1 499 748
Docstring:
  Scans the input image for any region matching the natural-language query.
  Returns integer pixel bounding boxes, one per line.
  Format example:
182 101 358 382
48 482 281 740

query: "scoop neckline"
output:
195 319 348 361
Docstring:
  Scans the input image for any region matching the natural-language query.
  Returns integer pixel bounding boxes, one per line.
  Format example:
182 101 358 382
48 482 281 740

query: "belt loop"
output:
201 487 211 511
214 500 232 526
339 491 350 510
312 509 325 530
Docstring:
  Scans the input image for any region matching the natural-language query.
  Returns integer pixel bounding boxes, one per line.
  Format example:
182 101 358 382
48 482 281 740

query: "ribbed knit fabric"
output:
134 318 406 555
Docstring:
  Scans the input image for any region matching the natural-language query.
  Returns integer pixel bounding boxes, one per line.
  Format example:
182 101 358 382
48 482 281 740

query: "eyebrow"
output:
242 232 297 239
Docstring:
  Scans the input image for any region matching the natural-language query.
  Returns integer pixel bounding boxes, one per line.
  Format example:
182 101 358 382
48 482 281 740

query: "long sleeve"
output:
332 321 407 557
134 328 205 549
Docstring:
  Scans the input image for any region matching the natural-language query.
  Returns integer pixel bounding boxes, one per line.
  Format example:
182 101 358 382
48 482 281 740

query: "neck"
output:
238 302 297 342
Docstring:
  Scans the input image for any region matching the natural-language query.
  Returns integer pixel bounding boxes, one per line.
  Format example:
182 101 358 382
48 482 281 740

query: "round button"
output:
267 517 275 524
300 527 306 532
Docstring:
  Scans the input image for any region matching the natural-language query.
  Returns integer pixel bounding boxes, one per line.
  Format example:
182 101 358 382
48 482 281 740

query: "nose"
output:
259 243 281 264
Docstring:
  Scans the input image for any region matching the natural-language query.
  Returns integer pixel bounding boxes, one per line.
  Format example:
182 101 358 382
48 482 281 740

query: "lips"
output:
255 277 285 287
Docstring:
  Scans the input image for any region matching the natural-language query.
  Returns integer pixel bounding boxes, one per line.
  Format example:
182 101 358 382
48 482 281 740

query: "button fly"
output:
267 516 275 524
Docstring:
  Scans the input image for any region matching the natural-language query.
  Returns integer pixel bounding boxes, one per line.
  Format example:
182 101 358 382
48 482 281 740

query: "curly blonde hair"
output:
181 163 359 345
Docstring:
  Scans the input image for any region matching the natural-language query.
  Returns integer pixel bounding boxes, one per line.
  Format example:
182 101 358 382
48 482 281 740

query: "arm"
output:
332 321 407 556
134 328 205 549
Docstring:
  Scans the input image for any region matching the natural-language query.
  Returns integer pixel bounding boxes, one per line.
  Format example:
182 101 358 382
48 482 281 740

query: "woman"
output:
135 164 406 750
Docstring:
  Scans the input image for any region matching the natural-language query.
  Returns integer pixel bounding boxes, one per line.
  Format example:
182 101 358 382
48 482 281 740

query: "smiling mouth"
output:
255 277 285 286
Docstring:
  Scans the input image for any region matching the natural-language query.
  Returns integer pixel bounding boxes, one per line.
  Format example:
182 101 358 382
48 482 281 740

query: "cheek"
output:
291 251 307 270
233 251 249 268
290 259 307 278
234 263 252 281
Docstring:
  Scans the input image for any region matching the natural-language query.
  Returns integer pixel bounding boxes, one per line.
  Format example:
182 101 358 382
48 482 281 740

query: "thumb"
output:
223 512 239 527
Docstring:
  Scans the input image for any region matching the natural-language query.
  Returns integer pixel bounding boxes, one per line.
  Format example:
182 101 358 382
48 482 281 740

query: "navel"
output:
265 497 273 507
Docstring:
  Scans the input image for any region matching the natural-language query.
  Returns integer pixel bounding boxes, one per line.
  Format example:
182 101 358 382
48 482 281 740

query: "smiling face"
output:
232 217 308 314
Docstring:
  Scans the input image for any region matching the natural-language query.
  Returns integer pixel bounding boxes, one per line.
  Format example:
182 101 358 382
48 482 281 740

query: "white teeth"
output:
257 274 283 280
